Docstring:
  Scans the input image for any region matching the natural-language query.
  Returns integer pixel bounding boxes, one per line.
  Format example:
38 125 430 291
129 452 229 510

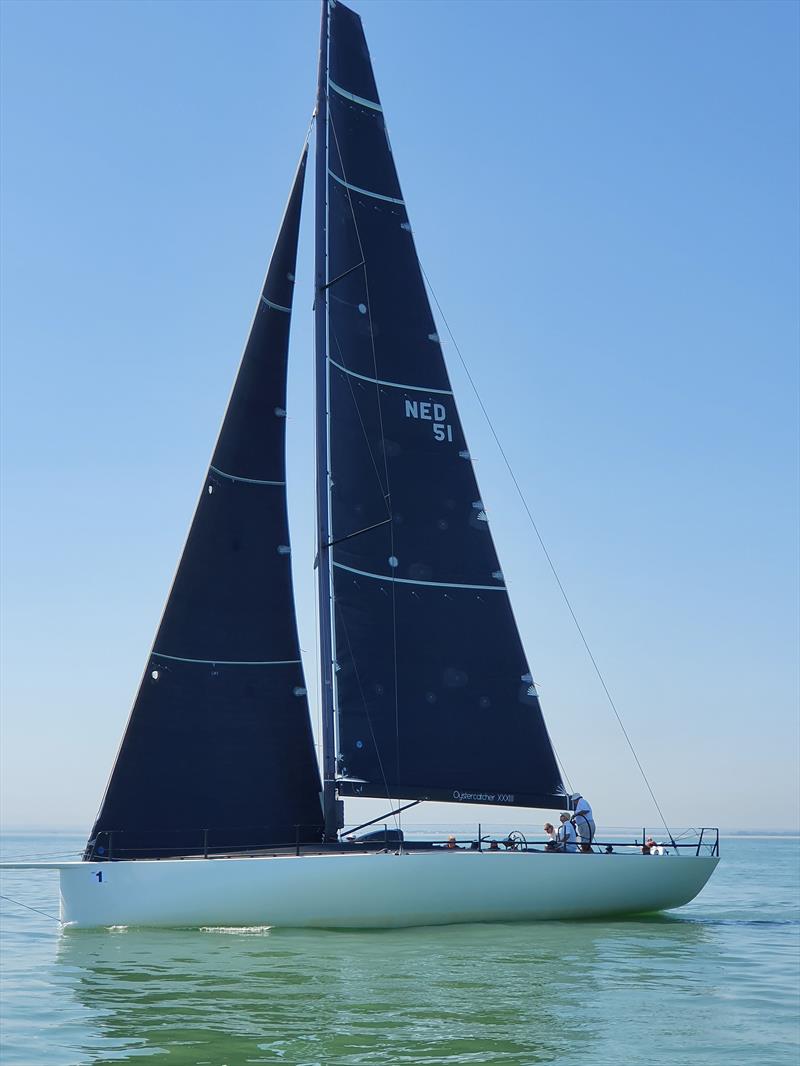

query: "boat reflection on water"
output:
56 917 716 1065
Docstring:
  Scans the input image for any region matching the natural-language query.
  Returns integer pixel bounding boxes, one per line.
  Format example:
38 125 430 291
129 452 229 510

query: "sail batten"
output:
328 357 454 395
318 0 565 812
328 78 382 112
85 148 324 860
151 653 303 667
332 561 507 592
328 169 405 205
208 465 285 486
260 297 292 313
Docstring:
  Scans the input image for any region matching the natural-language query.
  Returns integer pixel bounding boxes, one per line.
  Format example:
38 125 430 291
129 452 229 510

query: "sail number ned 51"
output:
404 399 453 443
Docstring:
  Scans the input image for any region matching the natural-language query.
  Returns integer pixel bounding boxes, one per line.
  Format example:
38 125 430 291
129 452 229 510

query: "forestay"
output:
85 150 324 860
318 0 565 810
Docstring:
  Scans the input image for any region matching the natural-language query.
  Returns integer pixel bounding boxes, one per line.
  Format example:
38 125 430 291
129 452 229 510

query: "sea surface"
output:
1 830 798 1066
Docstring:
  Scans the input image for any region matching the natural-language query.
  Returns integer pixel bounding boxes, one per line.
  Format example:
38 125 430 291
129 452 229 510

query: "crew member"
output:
570 792 595 851
556 813 578 853
543 822 557 851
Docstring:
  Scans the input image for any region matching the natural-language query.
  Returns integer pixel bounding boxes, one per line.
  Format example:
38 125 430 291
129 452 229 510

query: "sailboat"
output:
8 0 718 929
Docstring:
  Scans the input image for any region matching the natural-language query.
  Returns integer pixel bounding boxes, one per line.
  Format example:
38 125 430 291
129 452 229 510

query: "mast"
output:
315 0 340 841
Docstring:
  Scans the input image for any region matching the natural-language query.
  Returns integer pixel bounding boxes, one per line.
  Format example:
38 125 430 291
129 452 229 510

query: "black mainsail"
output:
86 150 323 860
316 0 565 820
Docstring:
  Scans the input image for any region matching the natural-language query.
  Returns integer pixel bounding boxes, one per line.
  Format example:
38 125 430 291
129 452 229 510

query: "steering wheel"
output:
503 830 528 851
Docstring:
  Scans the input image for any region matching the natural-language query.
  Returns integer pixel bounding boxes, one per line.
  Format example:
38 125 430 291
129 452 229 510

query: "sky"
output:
1 0 798 835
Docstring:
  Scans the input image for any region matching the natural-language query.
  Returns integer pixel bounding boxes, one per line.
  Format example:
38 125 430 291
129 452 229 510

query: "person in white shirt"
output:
556 813 578 853
570 792 596 851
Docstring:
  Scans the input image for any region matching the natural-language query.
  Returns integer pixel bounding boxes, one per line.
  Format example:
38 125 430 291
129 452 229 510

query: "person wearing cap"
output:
555 813 578 853
446 834 461 850
570 792 595 852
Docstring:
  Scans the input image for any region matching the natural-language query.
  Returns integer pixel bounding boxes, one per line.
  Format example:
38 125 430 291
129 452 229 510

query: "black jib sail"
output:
85 149 323 861
316 0 565 815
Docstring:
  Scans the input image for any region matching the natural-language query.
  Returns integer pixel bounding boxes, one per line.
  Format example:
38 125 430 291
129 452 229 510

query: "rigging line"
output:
555 757 574 801
336 605 402 839
326 518 392 550
304 108 316 146
672 826 700 840
327 111 392 502
528 689 574 800
2 852 80 862
344 800 421 837
327 109 401 785
541 707 573 800
0 894 63 924
419 265 674 842
331 332 392 511
322 259 365 291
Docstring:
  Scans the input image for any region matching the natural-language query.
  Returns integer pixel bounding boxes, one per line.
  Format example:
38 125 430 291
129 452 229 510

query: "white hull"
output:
50 850 718 929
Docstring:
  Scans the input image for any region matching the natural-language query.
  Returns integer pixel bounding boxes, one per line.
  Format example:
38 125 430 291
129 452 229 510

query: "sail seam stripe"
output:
328 78 382 112
151 652 302 666
208 465 285 486
333 561 506 592
260 296 292 313
328 357 453 395
328 169 405 205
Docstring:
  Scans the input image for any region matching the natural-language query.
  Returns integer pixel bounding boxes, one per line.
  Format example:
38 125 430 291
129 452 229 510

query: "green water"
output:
1 833 798 1065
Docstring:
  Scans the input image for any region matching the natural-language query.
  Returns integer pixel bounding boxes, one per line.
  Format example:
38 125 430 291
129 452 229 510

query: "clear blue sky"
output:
1 0 797 833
